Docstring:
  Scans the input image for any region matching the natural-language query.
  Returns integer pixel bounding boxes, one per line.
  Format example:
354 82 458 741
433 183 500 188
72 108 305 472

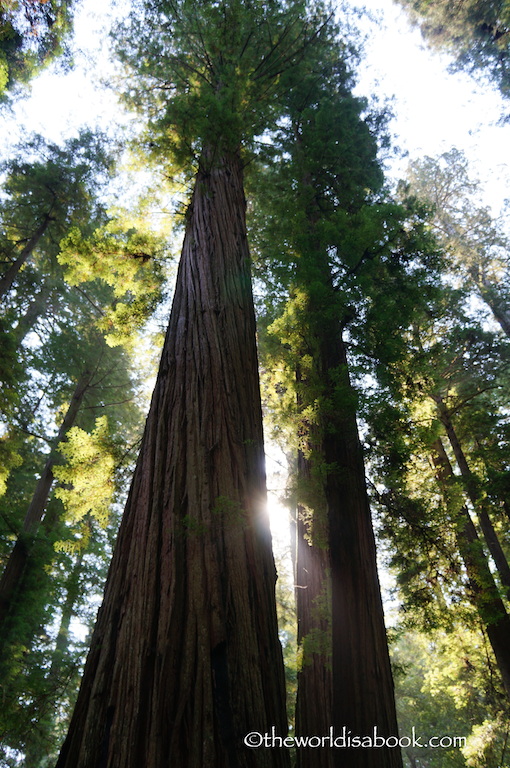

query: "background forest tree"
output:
1 0 510 767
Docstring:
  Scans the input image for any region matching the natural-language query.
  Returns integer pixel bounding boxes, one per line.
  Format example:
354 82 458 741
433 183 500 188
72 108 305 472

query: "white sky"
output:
4 0 509 211
354 0 510 211
3 0 510 592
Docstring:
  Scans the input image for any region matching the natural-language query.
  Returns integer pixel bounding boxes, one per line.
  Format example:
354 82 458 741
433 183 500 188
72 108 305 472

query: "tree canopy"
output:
2 0 510 766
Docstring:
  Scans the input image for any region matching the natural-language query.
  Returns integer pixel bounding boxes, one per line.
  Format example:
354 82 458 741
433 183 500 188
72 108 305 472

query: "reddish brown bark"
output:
288 291 400 767
288 243 400 767
325 337 402 768
55 150 289 768
294 448 332 768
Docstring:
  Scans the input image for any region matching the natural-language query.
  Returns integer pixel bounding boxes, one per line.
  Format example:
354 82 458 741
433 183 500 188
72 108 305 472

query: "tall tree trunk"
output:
431 439 510 700
0 369 93 625
294 446 332 768
55 149 289 768
325 335 401 768
286 237 400 766
0 216 52 301
22 549 86 768
435 397 510 597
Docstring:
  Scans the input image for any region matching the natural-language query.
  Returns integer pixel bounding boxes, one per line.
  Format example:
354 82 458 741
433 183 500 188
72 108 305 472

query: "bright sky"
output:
4 0 509 210
3 0 510 590
354 0 510 211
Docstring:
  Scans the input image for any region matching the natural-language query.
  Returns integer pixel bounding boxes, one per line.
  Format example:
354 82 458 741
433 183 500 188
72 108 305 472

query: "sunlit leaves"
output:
54 416 115 535
115 0 331 165
58 220 165 347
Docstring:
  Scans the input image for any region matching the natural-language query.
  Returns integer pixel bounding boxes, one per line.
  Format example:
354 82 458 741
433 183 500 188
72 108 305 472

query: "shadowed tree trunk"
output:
0 368 94 626
431 438 510 700
0 216 52 300
294 444 332 768
435 396 510 597
478 274 510 340
55 149 289 768
13 282 53 344
324 335 402 768
283 259 401 768
22 549 86 768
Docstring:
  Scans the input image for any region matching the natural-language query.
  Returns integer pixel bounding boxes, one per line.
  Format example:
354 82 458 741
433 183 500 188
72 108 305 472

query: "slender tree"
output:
431 438 510 699
405 149 510 340
366 290 510 703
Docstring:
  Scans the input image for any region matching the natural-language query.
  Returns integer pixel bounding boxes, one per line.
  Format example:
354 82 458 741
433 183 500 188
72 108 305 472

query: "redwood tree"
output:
251 36 413 766
55 1 320 765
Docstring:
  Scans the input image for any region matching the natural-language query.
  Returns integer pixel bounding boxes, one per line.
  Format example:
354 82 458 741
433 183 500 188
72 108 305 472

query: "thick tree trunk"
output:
325 337 402 768
435 398 510 597
431 439 510 700
0 370 93 626
0 216 52 301
294 448 332 768
55 150 289 768
287 242 400 768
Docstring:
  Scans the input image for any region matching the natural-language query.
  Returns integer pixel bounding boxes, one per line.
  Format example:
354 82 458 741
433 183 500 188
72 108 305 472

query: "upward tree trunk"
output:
478 275 510 340
0 369 93 626
13 282 53 344
431 439 510 700
55 149 289 768
435 397 510 597
325 336 402 768
23 548 86 768
294 444 332 768
287 242 400 767
0 216 52 301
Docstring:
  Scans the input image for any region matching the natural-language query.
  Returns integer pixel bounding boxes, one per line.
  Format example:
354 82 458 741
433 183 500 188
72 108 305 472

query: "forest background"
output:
2 0 510 766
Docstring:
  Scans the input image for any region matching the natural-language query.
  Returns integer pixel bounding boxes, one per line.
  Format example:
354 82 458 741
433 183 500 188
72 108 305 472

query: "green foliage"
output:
297 576 331 669
392 627 509 768
404 149 510 337
0 437 22 498
115 0 332 168
0 126 167 763
395 0 510 97
57 219 165 348
0 0 74 98
54 416 116 535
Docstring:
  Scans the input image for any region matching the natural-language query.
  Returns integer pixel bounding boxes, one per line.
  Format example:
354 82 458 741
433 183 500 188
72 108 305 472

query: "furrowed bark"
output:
325 336 402 768
289 241 400 767
55 149 289 768
294 446 332 768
